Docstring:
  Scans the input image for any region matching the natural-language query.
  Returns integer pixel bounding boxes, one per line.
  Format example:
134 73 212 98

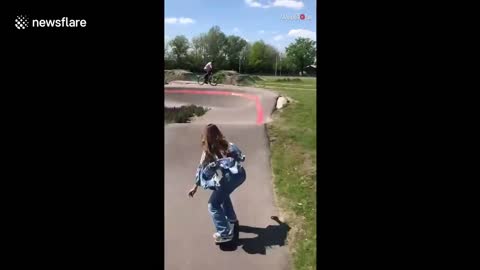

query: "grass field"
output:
257 76 316 270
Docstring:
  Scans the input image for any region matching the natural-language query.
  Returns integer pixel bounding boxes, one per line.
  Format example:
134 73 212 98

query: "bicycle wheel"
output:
209 76 218 86
198 75 205 85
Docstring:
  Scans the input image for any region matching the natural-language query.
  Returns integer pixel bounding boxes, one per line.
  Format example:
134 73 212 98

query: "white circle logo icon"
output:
15 15 29 30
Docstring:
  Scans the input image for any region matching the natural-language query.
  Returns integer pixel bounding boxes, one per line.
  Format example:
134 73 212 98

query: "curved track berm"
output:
165 81 290 270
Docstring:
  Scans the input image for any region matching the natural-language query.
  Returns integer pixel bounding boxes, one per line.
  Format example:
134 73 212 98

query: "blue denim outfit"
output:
194 143 246 237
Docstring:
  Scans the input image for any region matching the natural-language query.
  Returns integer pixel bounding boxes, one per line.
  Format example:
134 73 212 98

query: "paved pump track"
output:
165 81 291 270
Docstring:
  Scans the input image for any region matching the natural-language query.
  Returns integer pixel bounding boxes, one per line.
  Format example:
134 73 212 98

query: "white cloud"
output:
164 17 195 24
233 27 240 33
179 17 195 24
288 29 316 40
272 0 304 9
273 35 284 41
245 0 263 7
165 18 177 24
258 30 265 34
245 0 304 9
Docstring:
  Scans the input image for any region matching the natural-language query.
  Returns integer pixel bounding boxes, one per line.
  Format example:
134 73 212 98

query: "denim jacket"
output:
195 142 246 190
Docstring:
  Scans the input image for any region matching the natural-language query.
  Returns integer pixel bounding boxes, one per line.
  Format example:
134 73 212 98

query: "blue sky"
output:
165 0 316 53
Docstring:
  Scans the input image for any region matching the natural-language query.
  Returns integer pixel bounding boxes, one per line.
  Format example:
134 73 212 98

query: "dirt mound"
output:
165 70 197 82
164 69 265 86
221 70 239 76
215 70 264 86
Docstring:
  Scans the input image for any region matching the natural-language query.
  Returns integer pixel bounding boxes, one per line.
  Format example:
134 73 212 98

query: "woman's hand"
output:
188 186 198 198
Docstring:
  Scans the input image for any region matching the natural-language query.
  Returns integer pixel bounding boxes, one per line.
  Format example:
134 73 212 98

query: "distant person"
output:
188 123 246 243
203 60 214 84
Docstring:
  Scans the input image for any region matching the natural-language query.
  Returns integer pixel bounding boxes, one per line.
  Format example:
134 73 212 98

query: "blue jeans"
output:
207 167 246 237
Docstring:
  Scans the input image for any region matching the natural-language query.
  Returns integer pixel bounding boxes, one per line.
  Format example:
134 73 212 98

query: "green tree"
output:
164 41 176 70
264 44 279 73
205 26 227 69
238 44 249 73
168 35 190 68
224 35 248 71
248 41 266 73
285 37 316 75
282 56 297 75
247 41 279 74
191 35 209 72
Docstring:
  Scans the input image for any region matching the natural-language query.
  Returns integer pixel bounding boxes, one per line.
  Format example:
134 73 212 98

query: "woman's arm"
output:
193 151 206 187
189 152 205 197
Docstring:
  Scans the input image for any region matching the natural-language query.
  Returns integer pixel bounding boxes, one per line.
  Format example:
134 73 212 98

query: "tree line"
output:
165 26 316 75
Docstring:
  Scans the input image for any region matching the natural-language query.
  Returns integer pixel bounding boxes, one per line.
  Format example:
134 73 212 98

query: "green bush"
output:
164 105 209 123
213 72 226 83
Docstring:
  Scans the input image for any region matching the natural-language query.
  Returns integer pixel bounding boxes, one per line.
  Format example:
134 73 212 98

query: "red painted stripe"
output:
165 89 264 125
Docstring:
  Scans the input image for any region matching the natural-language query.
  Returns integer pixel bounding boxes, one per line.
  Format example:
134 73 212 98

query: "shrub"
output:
164 105 209 123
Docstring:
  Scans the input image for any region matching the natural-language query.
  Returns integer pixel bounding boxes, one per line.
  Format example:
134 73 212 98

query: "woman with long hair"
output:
188 123 247 243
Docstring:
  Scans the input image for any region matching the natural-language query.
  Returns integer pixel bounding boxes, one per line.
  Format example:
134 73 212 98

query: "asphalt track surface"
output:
165 81 291 270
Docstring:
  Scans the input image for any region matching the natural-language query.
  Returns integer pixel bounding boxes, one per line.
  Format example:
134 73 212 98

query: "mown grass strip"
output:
261 75 316 81
257 83 316 89
259 85 316 91
260 77 317 270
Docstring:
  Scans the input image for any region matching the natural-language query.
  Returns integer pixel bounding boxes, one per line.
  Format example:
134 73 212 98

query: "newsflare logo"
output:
15 15 87 30
15 15 29 29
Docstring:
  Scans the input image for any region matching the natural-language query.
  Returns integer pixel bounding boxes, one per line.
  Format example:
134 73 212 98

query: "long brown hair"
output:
201 124 229 165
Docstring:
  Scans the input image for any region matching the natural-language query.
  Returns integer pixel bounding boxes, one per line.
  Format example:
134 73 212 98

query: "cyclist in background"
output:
203 60 214 84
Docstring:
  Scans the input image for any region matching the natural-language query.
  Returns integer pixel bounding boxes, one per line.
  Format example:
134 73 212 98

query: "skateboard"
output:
215 221 239 247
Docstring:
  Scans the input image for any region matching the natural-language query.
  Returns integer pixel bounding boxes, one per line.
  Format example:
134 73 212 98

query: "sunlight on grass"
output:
260 77 317 270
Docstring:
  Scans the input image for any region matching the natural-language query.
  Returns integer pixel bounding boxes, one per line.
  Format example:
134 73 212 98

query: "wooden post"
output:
275 54 278 76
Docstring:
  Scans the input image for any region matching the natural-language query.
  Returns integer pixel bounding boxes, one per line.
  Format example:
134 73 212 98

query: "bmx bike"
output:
198 72 218 86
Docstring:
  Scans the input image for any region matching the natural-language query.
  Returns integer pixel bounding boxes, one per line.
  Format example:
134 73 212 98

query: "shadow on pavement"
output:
219 216 290 254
